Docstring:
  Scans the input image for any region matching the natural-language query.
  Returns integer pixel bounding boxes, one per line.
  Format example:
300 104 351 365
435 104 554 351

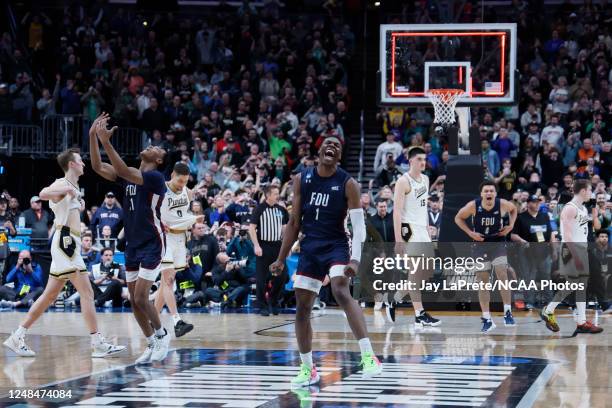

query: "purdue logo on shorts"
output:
401 224 412 242
59 226 76 258
62 236 73 248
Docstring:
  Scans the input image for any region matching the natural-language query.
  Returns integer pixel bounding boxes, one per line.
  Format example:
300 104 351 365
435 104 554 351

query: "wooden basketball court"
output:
0 307 609 407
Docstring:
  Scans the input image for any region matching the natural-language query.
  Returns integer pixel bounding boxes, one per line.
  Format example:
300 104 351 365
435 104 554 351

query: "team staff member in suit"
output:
249 185 288 316
511 194 554 310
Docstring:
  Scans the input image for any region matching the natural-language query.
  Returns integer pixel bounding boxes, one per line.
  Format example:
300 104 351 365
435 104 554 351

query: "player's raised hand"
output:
89 112 108 137
96 112 118 144
344 260 359 278
269 259 285 276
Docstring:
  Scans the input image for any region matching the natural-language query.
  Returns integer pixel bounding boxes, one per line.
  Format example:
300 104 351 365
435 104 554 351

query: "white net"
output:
426 89 465 126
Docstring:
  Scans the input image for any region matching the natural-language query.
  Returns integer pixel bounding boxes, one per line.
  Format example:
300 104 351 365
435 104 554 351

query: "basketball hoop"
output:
426 89 465 126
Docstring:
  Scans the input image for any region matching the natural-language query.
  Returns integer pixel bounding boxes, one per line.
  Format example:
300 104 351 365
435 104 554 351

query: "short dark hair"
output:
101 247 114 256
479 180 497 193
173 162 190 176
57 148 80 172
573 179 589 195
408 146 426 159
264 184 279 197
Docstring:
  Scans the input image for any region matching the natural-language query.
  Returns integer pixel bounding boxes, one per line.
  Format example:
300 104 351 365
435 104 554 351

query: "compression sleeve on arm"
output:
349 208 366 262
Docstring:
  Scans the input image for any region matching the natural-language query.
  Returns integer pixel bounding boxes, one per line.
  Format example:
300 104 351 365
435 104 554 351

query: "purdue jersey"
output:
49 178 82 227
401 173 429 227
160 182 195 231
560 201 588 243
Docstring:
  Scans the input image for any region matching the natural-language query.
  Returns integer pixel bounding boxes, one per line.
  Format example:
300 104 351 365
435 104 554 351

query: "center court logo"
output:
0 349 557 407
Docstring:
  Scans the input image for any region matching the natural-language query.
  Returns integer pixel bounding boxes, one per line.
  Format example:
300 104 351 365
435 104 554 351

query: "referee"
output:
249 185 289 316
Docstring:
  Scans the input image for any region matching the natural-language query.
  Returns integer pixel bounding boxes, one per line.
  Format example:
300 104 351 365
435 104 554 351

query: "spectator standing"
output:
481 139 501 177
588 231 611 313
249 185 288 316
36 74 60 119
0 196 16 236
374 133 403 173
511 195 553 310
22 196 53 248
59 79 81 115
90 192 123 238
369 200 394 242
541 114 565 148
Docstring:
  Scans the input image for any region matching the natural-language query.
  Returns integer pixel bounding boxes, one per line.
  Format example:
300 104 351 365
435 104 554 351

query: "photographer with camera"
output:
227 223 256 278
91 248 126 308
182 251 251 309
0 250 44 308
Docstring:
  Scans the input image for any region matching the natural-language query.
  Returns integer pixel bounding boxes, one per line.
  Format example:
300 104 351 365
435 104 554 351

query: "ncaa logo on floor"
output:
0 349 557 407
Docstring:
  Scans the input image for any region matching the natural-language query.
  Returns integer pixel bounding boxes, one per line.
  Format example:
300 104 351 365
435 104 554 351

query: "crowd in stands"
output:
369 1 611 310
0 1 355 311
0 2 610 313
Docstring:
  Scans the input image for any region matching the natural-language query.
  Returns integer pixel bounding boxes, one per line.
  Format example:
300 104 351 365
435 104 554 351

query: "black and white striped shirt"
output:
250 202 289 242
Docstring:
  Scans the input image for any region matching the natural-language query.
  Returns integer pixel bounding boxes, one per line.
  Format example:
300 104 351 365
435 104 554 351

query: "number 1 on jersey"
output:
315 208 320 220
129 198 135 211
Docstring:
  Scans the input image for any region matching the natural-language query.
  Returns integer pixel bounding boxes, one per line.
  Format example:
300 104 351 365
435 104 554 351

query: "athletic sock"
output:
146 335 155 346
545 302 559 315
300 351 313 369
503 304 511 314
90 332 102 345
575 302 586 325
172 314 182 326
482 312 491 320
154 327 166 337
358 338 374 356
15 326 27 337
414 308 424 317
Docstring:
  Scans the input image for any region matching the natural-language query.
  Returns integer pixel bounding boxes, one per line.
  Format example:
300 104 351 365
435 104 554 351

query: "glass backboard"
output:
379 24 517 106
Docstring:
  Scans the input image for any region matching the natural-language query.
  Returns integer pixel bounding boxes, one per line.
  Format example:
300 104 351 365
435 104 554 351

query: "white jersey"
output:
401 173 429 226
560 200 589 243
49 178 81 227
160 183 196 231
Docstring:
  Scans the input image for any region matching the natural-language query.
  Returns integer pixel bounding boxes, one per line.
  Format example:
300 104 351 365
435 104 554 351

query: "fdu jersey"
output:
300 166 351 243
122 170 166 247
473 198 504 242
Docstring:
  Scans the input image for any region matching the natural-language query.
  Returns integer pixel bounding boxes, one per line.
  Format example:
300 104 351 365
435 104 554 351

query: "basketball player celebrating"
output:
155 162 203 338
90 113 171 363
270 137 382 388
455 181 517 333
540 179 603 334
3 142 126 357
388 146 441 327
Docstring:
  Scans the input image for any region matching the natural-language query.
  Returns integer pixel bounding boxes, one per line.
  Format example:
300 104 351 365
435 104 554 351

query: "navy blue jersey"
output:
122 170 166 247
473 198 505 242
300 166 351 244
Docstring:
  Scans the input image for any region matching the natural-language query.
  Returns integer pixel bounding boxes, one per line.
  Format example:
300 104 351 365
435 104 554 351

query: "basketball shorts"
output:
125 236 165 283
558 242 589 278
472 241 507 271
401 223 431 243
398 223 434 269
49 226 88 280
161 231 188 271
295 239 350 294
